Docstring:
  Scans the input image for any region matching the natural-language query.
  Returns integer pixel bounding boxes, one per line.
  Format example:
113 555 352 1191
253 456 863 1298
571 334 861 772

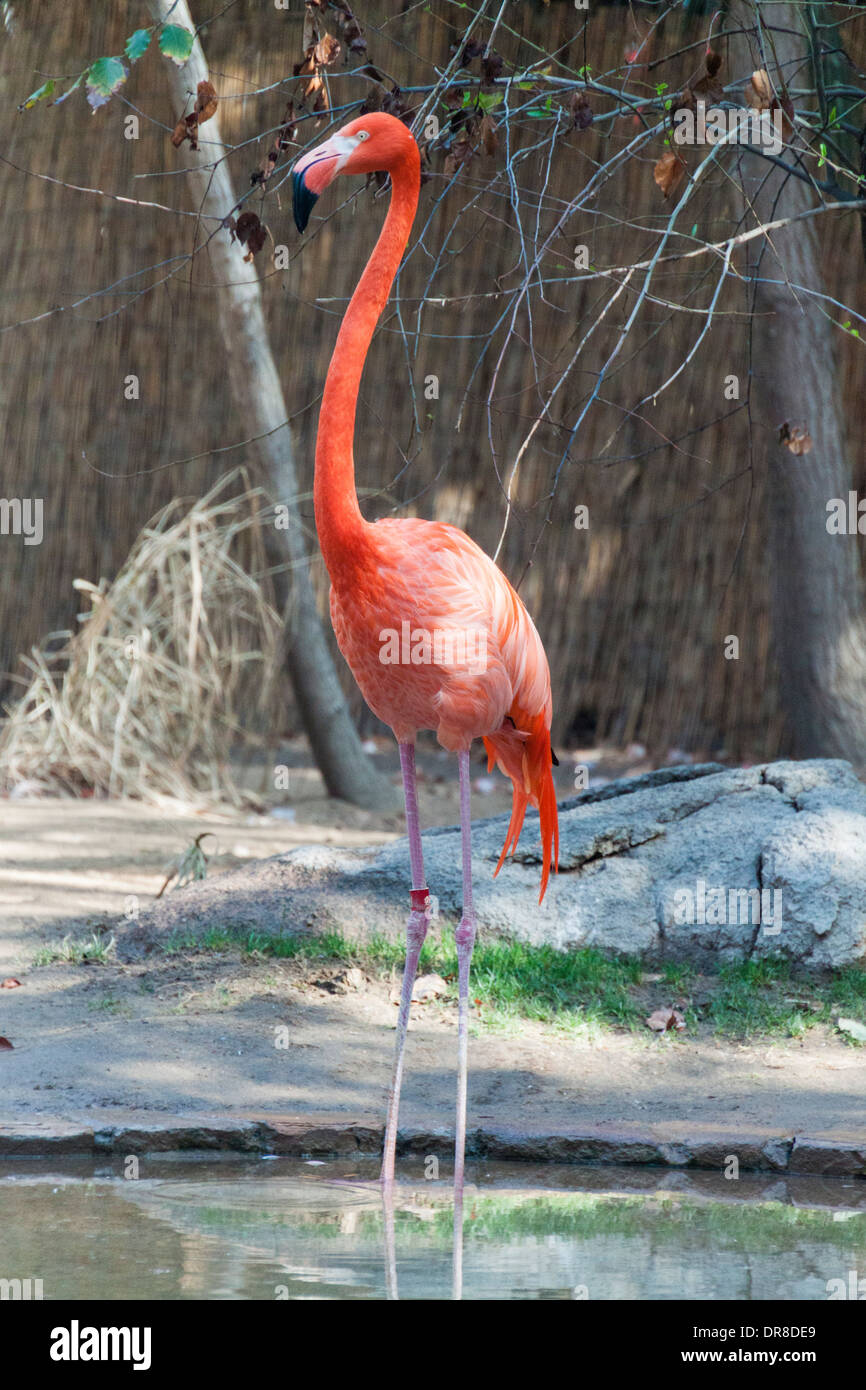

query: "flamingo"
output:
291 112 559 1190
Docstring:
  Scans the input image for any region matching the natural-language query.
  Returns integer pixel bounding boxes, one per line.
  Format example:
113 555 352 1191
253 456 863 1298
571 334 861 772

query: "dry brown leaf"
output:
646 1007 686 1032
745 68 773 110
233 211 268 262
0 978 21 988
344 20 366 53
443 131 474 179
461 38 485 64
171 83 218 152
314 33 341 67
673 86 696 117
0 1037 13 1050
195 80 218 125
480 112 498 156
693 48 723 103
693 74 723 103
481 52 504 86
653 149 687 199
570 90 593 131
779 421 814 455
382 85 411 122
744 69 794 138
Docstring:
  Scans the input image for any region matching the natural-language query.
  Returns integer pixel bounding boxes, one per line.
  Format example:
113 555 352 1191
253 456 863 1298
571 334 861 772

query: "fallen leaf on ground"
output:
646 1007 686 1032
0 979 21 989
0 1037 13 1050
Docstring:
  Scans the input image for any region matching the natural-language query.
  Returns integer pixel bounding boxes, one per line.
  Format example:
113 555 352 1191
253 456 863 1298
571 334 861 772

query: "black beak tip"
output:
292 170 318 234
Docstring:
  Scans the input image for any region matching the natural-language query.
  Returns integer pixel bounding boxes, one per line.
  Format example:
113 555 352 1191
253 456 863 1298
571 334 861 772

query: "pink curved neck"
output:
314 147 420 576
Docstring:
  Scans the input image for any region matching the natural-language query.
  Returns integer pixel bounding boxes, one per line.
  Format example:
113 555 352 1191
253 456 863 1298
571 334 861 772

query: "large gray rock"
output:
122 759 866 967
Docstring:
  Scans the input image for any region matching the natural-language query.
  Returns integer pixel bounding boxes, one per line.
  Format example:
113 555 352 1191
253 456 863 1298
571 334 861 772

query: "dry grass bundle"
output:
0 471 283 806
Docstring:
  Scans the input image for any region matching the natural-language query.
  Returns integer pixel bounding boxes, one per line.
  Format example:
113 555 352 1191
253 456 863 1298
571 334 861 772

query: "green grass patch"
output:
697 957 866 1039
157 925 866 1043
32 932 115 966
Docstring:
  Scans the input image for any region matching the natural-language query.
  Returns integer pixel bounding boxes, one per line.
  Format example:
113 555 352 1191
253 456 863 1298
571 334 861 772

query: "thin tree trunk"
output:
732 1 866 763
148 0 399 808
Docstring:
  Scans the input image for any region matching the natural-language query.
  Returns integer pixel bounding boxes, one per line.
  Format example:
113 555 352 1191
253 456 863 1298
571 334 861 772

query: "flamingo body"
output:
329 517 550 740
328 516 557 894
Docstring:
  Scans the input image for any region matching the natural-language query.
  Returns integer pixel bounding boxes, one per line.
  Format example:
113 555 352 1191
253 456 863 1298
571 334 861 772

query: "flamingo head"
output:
291 112 417 233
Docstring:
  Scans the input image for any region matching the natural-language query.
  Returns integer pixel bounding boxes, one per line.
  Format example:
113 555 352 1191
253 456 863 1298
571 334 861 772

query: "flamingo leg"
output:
381 741 431 1185
454 748 476 1193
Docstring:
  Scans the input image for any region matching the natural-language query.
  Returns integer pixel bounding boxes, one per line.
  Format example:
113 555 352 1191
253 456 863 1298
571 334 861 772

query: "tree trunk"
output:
731 1 866 763
148 0 399 808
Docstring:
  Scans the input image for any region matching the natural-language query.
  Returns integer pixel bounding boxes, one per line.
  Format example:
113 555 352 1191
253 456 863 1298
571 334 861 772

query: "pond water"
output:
0 1158 863 1300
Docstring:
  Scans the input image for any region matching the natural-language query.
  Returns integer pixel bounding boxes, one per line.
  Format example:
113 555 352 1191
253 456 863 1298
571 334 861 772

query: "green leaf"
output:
86 56 128 110
125 28 152 63
54 71 85 106
18 78 55 111
158 24 194 66
818 140 827 168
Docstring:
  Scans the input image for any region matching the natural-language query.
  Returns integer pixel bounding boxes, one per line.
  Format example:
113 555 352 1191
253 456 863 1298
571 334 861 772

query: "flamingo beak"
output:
292 156 333 233
291 133 362 232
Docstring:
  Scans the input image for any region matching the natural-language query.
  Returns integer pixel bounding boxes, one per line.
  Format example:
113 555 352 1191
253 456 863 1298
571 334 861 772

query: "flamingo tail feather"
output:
483 710 559 903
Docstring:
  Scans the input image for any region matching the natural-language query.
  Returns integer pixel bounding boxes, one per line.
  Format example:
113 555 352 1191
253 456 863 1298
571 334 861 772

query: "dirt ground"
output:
1 739 865 1150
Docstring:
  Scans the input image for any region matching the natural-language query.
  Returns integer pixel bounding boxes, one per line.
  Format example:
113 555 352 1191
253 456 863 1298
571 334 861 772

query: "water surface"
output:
0 1158 863 1299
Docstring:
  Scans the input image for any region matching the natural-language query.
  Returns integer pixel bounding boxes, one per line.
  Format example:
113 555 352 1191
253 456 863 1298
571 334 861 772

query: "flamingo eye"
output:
356 130 369 141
